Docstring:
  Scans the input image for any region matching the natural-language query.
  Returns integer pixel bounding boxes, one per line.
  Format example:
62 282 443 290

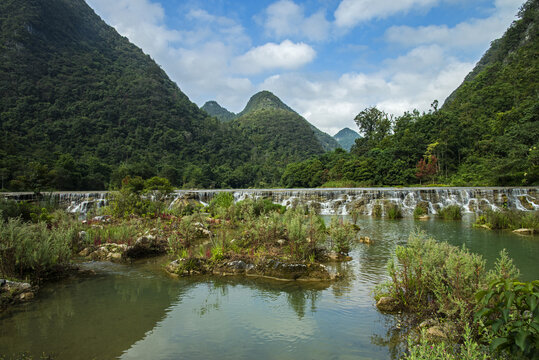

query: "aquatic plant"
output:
436 205 462 220
476 209 539 231
413 205 427 219
372 203 383 218
328 217 356 255
386 204 403 219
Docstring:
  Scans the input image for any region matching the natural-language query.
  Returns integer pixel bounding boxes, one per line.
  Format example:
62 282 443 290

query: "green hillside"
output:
0 0 335 191
282 0 538 187
201 101 236 122
334 128 361 151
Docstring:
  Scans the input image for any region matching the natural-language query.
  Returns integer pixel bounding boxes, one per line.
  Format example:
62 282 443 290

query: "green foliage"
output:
0 218 73 279
386 204 403 219
413 205 427 219
476 209 539 230
475 279 539 358
403 325 488 360
328 217 357 254
378 232 489 331
437 205 462 220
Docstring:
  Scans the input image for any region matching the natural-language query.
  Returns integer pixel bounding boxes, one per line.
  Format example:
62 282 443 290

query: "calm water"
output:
1 216 537 359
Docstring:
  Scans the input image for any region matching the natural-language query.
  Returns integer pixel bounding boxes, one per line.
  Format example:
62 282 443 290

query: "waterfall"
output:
2 188 537 217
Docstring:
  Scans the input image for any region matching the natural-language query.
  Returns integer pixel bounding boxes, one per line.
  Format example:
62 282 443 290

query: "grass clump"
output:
372 203 383 218
475 209 539 231
0 218 75 280
436 205 462 220
386 203 403 219
413 204 428 219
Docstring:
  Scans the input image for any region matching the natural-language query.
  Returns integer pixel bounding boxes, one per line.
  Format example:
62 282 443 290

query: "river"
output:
0 215 537 359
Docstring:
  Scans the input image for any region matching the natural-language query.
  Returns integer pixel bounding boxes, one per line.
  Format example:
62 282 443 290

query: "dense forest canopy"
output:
282 0 538 188
0 0 537 191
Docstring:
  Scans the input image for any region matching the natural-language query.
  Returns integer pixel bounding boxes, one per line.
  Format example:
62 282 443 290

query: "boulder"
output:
125 235 167 258
376 296 400 312
513 228 535 235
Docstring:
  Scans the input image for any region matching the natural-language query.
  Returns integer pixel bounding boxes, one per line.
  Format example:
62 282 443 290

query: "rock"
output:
92 215 111 222
513 228 534 235
376 296 400 312
125 235 167 258
277 239 286 246
418 215 430 220
426 326 448 340
78 247 92 257
359 236 372 244
110 253 122 262
19 292 34 301
78 231 88 240
0 279 6 287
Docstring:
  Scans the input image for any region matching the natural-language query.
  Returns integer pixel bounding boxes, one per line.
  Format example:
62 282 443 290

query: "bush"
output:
437 205 462 220
376 232 519 334
328 217 357 254
477 209 539 230
475 278 539 359
386 204 403 219
0 218 73 279
413 205 427 219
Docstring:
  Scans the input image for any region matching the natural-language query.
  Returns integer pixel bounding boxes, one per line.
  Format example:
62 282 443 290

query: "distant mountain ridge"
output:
203 92 341 152
333 128 361 151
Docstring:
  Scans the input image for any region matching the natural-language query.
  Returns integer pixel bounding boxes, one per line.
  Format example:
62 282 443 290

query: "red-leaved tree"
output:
416 155 438 184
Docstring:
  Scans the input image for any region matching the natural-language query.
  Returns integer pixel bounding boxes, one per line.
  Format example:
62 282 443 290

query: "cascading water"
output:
168 187 538 216
3 188 537 217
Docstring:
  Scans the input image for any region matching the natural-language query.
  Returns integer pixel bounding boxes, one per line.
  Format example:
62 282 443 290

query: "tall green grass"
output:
436 205 462 220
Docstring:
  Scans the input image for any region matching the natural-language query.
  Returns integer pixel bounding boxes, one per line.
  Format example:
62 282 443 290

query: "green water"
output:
1 216 537 359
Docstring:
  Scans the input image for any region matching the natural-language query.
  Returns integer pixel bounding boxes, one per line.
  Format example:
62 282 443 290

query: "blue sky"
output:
86 0 525 135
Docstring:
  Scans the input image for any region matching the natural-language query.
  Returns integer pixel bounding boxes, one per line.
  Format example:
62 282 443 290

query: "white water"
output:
3 188 537 216
169 187 538 216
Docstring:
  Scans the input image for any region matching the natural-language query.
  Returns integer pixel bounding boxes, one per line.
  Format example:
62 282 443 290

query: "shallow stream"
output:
1 216 537 359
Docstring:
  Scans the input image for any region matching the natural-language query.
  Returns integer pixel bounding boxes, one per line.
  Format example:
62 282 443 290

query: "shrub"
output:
475 279 539 359
386 204 403 219
437 205 462 220
477 209 539 230
328 217 357 254
403 325 488 360
413 205 427 219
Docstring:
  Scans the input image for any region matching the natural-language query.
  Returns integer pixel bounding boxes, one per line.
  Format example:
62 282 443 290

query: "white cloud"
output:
334 0 439 27
234 40 316 75
385 1 521 50
259 45 473 135
264 0 330 41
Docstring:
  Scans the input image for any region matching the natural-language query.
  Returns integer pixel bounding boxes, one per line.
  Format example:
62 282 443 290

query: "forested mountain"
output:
0 0 331 190
201 101 236 122
235 91 340 152
282 0 538 187
334 128 361 151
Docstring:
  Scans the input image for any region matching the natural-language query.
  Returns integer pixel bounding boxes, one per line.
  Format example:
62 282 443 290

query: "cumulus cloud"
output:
263 0 330 41
334 0 439 27
234 40 316 75
259 45 473 135
385 1 521 50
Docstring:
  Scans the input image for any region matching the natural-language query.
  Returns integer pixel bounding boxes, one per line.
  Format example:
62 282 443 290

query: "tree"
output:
353 107 392 148
416 155 438 184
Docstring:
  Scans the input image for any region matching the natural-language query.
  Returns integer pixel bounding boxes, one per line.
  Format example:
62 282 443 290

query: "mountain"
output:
201 101 236 122
334 128 361 151
439 0 539 184
0 0 254 190
234 91 340 152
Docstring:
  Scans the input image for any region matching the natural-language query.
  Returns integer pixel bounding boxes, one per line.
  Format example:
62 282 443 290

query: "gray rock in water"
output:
376 296 400 312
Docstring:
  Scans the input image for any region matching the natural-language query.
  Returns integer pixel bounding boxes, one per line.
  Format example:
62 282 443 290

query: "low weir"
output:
2 187 538 216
